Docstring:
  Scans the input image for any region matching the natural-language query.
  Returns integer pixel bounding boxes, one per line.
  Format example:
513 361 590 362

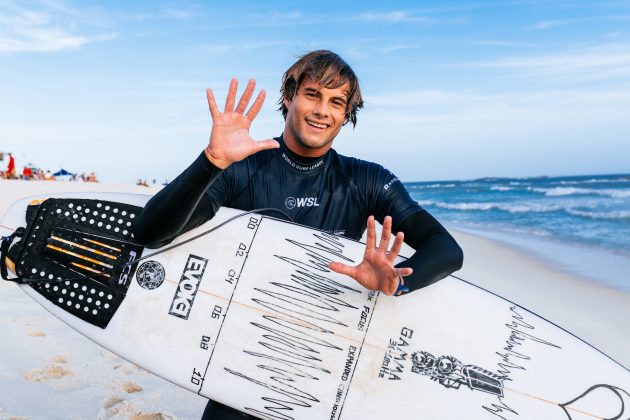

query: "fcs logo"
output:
285 196 320 209
118 251 138 286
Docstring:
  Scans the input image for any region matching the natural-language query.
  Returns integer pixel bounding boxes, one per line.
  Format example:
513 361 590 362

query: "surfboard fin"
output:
2 198 145 328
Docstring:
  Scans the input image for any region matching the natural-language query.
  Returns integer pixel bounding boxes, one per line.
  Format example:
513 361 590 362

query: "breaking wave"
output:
417 200 562 214
490 185 514 191
419 200 630 221
565 209 630 221
409 183 456 189
529 187 630 198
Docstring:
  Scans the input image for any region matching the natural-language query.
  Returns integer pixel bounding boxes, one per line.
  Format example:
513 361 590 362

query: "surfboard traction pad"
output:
6 198 144 329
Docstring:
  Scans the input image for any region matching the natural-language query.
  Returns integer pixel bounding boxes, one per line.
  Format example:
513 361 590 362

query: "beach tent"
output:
53 169 74 177
52 168 75 181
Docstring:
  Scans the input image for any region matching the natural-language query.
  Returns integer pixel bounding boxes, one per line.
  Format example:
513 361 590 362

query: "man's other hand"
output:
329 215 412 296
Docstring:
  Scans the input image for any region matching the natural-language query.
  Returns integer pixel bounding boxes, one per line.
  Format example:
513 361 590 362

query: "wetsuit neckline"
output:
276 135 331 174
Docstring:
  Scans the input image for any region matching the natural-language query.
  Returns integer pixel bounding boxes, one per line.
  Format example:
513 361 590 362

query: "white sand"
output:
0 179 628 419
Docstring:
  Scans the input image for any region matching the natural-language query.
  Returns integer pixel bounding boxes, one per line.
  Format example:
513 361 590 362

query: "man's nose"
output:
313 100 329 117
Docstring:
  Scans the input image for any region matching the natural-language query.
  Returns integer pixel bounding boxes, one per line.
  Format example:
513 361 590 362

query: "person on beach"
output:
134 50 464 419
6 153 16 179
22 166 33 180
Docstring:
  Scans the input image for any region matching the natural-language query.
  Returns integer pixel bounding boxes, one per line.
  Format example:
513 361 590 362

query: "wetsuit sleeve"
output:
363 165 462 292
132 152 226 248
392 210 464 293
367 167 422 225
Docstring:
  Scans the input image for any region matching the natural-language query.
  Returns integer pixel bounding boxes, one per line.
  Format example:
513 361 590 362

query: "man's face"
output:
283 78 349 157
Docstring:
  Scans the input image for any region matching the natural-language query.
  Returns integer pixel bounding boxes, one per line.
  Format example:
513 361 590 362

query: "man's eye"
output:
305 92 317 98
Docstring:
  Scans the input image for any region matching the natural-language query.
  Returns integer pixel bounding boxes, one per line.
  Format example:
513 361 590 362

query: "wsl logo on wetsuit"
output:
168 254 208 320
285 196 320 209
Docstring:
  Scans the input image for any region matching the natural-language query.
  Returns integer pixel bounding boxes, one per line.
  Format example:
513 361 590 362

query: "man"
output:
134 50 463 419
6 152 15 179
22 165 33 180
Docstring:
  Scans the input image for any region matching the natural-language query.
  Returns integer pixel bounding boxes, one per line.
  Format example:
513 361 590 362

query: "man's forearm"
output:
132 152 223 248
394 210 464 292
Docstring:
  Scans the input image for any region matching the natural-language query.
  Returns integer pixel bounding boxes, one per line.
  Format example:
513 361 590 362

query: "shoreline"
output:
448 222 630 293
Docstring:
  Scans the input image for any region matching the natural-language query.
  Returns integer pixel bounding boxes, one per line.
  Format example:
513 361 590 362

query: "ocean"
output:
405 173 630 290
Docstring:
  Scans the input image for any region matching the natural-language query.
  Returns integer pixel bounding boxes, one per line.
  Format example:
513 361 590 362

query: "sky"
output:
1 0 629 183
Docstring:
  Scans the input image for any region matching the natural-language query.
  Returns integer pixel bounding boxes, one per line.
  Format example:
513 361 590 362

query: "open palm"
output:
329 216 413 296
204 79 279 169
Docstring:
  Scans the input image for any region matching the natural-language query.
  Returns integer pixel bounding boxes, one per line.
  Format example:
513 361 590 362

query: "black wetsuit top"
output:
133 136 463 420
134 136 463 293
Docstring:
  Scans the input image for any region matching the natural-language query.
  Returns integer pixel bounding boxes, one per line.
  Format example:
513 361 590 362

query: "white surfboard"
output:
2 192 629 420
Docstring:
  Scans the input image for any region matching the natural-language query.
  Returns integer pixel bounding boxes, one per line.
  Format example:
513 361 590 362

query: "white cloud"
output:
365 88 630 118
458 43 630 82
605 32 623 38
199 40 293 54
0 1 116 53
0 28 89 52
214 8 466 29
355 11 437 24
469 39 540 48
526 14 630 30
527 18 577 30
379 44 420 53
160 7 198 20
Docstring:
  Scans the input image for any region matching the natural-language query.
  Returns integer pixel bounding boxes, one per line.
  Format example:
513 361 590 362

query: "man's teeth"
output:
307 120 327 129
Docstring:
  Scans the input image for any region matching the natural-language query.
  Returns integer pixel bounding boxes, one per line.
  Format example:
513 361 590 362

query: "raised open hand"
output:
329 216 413 296
204 78 279 169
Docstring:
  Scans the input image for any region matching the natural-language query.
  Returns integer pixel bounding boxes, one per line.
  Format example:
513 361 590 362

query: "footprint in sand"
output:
23 364 73 382
49 355 68 364
104 397 124 409
27 331 46 337
113 363 149 375
103 398 133 417
102 398 168 419
23 355 73 382
122 381 143 393
131 414 170 420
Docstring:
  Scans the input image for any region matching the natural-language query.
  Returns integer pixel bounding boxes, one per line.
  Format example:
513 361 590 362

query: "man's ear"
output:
283 76 297 108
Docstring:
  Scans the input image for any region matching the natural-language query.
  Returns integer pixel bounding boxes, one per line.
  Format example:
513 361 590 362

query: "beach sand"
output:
0 179 628 419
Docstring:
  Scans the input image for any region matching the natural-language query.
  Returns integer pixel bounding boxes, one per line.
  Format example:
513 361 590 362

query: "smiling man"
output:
134 50 463 419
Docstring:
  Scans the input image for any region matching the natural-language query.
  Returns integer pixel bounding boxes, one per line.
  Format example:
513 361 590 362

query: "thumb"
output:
252 139 280 154
398 267 413 277
329 262 356 279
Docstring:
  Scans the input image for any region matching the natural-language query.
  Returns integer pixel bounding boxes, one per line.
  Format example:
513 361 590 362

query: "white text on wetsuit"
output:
281 152 324 171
